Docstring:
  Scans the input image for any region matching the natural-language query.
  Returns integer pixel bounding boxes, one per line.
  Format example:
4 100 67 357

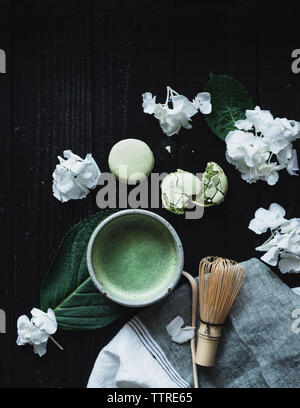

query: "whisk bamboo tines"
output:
195 257 246 367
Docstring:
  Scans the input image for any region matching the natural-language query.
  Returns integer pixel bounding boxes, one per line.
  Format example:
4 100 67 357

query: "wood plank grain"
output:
12 0 94 387
173 0 260 277
0 0 12 388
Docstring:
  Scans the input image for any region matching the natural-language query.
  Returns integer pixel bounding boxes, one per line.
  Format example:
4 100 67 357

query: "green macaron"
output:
108 138 155 184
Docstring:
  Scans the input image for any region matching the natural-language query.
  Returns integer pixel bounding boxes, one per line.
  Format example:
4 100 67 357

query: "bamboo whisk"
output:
195 257 246 367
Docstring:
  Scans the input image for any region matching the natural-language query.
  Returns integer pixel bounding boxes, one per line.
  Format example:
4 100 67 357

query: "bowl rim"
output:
86 209 184 307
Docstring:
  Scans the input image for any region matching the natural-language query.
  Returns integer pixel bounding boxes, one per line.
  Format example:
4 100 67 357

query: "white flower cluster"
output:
16 308 61 357
52 150 101 203
225 106 300 185
249 203 300 273
142 87 211 137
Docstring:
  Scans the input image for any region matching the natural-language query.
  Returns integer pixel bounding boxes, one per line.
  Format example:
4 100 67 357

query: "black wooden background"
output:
1 0 300 388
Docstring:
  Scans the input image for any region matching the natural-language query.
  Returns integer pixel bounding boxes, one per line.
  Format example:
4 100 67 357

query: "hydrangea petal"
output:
269 203 286 218
255 234 280 252
33 342 48 357
276 230 300 256
235 119 253 131
248 203 286 234
245 106 274 133
260 246 280 266
280 218 300 234
194 92 211 103
278 253 300 273
142 92 157 114
17 315 31 331
31 308 57 335
193 92 212 114
166 316 194 344
286 149 299 176
29 326 49 345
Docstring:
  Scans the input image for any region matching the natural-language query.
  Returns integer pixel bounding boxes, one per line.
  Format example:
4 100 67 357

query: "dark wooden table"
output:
1 0 299 388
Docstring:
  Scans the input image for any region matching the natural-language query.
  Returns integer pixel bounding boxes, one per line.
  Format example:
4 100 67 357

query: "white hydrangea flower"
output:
142 92 156 114
225 130 282 185
192 92 212 114
226 130 269 167
249 204 300 273
166 316 194 344
17 315 49 357
52 150 101 203
17 315 49 345
16 308 62 357
248 203 286 234
142 87 211 137
245 106 274 133
278 253 300 273
225 105 300 185
31 308 57 335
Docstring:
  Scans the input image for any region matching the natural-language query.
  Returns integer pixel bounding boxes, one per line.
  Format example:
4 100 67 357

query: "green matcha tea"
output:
91 214 179 303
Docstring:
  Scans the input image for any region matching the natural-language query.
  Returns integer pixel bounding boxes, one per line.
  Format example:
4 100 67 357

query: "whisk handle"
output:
195 323 222 367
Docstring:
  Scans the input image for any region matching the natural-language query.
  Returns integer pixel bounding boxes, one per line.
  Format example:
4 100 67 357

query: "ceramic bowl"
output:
87 209 184 307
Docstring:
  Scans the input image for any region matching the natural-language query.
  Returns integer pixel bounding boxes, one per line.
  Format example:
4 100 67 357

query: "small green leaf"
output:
204 74 254 141
40 210 125 331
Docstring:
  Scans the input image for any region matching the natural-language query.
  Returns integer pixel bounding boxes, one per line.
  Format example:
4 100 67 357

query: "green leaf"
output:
204 74 254 141
40 210 125 331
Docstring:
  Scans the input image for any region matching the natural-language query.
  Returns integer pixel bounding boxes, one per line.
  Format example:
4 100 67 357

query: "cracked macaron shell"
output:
192 162 228 207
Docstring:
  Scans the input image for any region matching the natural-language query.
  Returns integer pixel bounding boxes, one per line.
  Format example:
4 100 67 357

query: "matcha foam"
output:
91 214 179 303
